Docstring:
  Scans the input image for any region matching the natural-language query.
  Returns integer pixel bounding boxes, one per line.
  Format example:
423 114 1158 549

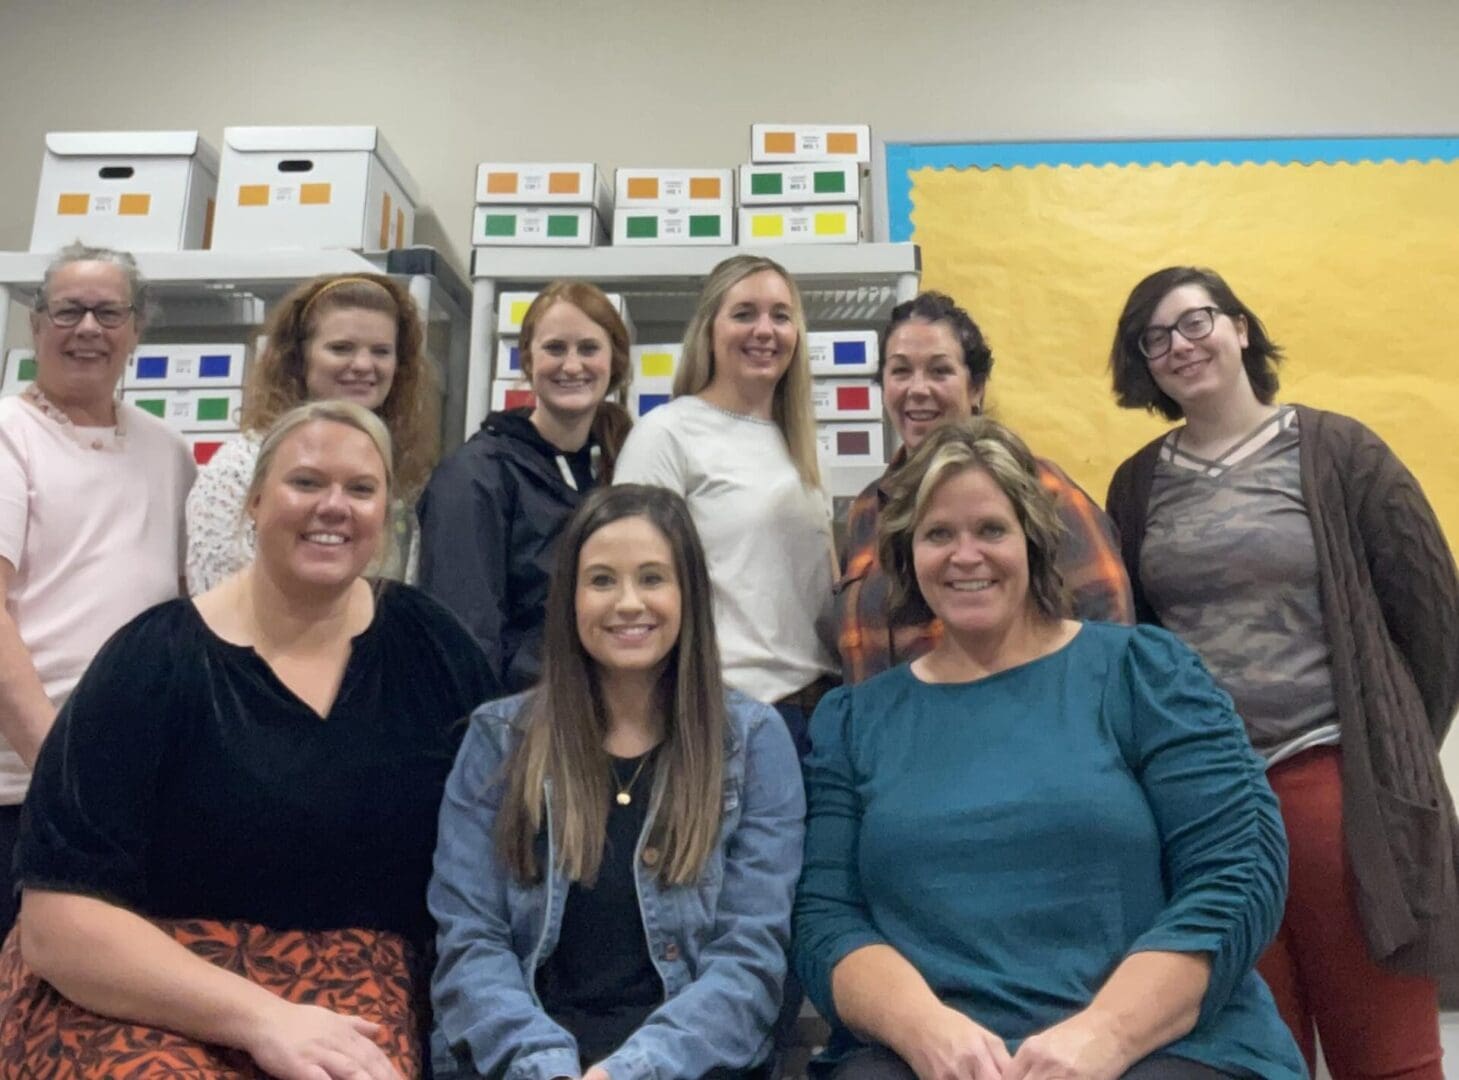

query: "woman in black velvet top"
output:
0 400 496 1080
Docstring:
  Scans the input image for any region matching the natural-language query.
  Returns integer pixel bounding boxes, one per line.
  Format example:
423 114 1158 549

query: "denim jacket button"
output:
641 846 661 868
662 942 680 962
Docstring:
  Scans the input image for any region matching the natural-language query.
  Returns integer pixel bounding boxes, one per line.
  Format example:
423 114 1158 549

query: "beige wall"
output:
3 0 1458 785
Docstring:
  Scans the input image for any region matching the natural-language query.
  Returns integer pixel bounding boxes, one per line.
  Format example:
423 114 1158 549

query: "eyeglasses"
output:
1138 306 1222 361
40 302 135 329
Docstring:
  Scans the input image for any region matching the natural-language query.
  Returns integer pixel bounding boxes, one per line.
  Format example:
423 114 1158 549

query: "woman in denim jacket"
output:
430 484 806 1080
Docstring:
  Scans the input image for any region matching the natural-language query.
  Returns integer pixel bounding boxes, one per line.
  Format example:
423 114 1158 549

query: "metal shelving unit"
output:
0 246 474 452
468 242 921 496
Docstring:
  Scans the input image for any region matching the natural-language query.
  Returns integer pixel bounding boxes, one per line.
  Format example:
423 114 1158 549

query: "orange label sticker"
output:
379 192 392 249
118 193 151 216
238 184 269 207
203 197 215 248
300 183 332 205
763 132 796 154
627 177 659 199
395 208 404 248
689 177 722 199
548 172 582 195
827 132 860 154
486 172 518 194
57 193 89 215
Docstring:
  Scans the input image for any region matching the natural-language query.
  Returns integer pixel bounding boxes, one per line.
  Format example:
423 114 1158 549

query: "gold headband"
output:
300 275 391 319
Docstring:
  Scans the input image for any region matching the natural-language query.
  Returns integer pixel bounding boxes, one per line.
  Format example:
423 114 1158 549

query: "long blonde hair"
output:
674 255 820 488
497 485 726 887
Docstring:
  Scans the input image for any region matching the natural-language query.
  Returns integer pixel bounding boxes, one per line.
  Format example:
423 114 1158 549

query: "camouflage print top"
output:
1140 406 1340 764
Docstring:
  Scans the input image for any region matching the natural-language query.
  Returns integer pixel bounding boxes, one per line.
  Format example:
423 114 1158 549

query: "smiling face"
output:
302 306 399 412
526 300 613 424
912 465 1032 642
1143 283 1250 414
30 260 139 410
575 515 682 681
882 317 984 451
249 419 388 592
707 269 797 397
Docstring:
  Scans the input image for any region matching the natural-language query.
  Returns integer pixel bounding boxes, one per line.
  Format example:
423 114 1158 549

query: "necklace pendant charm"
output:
616 791 632 806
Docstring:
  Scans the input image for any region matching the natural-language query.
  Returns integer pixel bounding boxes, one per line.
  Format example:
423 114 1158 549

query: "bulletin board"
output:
881 137 1459 544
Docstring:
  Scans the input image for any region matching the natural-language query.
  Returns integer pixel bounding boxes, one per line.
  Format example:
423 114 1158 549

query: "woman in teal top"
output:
793 418 1303 1080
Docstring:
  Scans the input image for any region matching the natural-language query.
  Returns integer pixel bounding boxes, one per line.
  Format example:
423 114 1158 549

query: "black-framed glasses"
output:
39 302 135 329
1138 306 1221 361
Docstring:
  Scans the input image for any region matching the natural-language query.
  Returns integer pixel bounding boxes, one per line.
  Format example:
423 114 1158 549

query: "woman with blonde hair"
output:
185 272 439 593
615 255 836 755
418 280 634 691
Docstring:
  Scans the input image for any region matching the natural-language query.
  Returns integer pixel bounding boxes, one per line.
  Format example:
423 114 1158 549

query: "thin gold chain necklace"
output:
611 751 654 807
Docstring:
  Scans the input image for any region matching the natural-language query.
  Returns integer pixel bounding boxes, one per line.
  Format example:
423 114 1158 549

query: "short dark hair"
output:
877 290 994 392
1108 266 1283 421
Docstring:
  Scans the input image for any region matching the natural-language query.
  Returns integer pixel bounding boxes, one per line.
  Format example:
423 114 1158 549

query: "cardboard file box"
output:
812 379 882 421
615 168 733 208
614 207 733 245
475 163 611 217
496 291 630 336
817 422 887 467
123 388 242 433
807 330 878 376
473 206 604 247
212 126 418 252
738 163 860 205
124 345 247 389
751 124 871 164
29 131 218 252
739 205 860 244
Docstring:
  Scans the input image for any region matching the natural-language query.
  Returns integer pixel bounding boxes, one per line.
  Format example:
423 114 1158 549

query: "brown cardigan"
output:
1106 405 1459 976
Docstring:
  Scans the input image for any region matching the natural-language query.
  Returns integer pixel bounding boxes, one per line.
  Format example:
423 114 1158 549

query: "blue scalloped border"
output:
883 137 1459 242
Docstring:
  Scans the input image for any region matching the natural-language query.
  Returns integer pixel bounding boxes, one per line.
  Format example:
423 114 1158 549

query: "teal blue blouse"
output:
793 623 1304 1078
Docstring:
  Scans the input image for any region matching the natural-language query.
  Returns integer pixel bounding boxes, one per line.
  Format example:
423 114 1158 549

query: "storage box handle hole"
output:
98 166 135 180
277 160 316 173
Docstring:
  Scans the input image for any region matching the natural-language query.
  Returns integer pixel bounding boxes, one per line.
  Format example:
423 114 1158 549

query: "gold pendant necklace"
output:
613 752 653 807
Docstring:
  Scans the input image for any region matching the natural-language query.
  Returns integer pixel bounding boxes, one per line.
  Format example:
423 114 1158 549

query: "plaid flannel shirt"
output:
836 454 1135 684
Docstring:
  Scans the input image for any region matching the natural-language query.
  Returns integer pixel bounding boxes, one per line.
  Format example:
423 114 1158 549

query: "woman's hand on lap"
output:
581 1067 612 1080
247 1001 403 1080
1004 1013 1128 1080
904 1004 1011 1079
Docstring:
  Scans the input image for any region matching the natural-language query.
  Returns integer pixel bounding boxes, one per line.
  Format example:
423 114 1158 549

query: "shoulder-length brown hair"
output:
241 273 439 497
878 417 1068 626
673 255 820 488
497 484 726 887
518 281 634 481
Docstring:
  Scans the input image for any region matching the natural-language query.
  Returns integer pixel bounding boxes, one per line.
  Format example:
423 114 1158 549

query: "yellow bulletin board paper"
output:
883 137 1459 544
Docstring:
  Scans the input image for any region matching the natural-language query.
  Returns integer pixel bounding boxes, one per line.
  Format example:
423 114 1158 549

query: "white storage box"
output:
1 350 37 397
738 163 860 205
807 330 878 376
629 384 674 418
123 387 242 432
496 291 630 336
212 126 418 252
740 205 860 244
186 431 243 466
475 163 611 217
490 379 536 412
751 123 871 164
812 379 882 421
615 168 733 208
473 206 604 247
124 344 247 389
29 131 218 252
614 207 733 246
631 344 682 383
817 422 887 466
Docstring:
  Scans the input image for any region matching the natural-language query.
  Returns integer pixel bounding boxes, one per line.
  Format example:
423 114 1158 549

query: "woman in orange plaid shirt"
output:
836 291 1133 683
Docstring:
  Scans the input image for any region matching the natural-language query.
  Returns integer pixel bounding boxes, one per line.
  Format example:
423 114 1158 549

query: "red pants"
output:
1257 747 1443 1080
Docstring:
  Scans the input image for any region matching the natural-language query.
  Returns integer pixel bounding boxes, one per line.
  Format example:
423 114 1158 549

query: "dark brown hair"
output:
877 290 994 393
1108 266 1284 421
496 484 725 887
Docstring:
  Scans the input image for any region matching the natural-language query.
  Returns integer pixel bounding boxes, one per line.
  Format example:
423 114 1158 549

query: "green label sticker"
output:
547 214 581 238
750 173 783 196
136 398 165 418
17 357 37 382
813 169 847 194
484 214 517 237
689 215 722 238
625 216 658 239
195 397 229 421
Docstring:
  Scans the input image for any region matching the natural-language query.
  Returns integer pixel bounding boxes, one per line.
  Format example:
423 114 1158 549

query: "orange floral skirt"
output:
0 917 425 1078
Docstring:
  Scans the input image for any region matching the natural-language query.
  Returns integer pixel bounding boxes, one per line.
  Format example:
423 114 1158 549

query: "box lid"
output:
46 131 219 171
223 125 419 203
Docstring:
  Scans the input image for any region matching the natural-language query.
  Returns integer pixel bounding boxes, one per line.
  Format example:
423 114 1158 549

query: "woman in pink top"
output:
0 244 194 939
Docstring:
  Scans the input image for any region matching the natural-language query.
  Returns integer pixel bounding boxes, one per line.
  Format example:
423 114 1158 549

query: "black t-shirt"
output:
535 750 662 1064
15 584 496 947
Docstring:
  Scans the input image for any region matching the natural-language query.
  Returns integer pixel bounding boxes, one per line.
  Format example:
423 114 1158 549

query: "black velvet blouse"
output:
15 584 496 947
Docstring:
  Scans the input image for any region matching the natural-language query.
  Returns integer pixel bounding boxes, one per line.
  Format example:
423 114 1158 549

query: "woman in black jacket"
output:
418 281 632 691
